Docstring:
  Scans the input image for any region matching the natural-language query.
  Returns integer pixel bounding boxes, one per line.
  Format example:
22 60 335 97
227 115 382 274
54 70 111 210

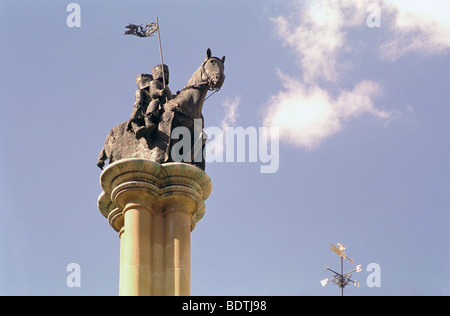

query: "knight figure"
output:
127 73 152 138
127 64 173 138
147 64 173 130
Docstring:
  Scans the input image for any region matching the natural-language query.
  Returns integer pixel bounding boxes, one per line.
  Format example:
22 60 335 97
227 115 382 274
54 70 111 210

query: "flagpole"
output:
155 17 166 90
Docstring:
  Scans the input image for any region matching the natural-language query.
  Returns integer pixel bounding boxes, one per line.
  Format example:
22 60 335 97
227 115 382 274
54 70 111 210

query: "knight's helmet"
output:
152 64 169 85
136 73 152 90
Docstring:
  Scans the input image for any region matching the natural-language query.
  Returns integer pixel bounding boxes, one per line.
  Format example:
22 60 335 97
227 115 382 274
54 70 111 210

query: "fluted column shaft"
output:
97 159 212 296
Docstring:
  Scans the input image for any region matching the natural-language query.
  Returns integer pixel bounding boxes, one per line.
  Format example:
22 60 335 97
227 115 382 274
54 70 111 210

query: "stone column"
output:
97 158 212 296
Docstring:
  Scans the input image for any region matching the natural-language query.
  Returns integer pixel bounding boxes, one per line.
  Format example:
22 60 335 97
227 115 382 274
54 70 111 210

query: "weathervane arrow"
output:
329 243 354 263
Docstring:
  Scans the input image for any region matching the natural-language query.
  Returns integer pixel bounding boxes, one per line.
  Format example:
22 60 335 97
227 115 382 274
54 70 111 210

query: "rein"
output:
204 89 219 101
177 59 225 100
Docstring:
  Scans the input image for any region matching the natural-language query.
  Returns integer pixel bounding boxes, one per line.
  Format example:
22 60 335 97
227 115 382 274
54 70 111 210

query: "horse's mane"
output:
186 61 207 88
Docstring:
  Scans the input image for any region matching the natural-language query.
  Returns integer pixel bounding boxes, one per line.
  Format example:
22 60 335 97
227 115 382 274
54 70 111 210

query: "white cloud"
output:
264 73 387 150
265 0 391 150
263 0 450 150
220 95 240 130
205 96 241 158
270 1 366 84
381 0 450 60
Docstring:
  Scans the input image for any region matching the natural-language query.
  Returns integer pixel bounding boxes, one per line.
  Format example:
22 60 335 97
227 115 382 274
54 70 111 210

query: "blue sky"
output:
0 0 448 295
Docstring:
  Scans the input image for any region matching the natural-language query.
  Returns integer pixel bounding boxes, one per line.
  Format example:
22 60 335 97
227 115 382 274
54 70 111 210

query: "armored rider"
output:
144 64 173 133
127 73 152 139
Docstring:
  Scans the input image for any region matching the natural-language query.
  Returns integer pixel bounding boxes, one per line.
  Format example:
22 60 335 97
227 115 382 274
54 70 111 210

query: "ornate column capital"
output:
97 158 212 232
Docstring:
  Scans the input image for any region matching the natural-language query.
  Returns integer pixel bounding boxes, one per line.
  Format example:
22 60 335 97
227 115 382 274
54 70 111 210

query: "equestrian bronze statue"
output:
97 48 225 171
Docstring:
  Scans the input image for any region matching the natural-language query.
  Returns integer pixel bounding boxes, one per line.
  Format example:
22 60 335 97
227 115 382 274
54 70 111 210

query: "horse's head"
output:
199 48 226 91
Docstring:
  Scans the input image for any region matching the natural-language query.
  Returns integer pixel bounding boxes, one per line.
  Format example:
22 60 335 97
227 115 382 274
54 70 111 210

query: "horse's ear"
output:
206 48 212 59
221 56 226 65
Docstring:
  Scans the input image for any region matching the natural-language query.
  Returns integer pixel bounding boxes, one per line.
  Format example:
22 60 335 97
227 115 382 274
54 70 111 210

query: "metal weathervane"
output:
321 243 362 296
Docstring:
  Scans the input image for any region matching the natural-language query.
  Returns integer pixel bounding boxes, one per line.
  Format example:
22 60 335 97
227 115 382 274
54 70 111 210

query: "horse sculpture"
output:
97 48 225 171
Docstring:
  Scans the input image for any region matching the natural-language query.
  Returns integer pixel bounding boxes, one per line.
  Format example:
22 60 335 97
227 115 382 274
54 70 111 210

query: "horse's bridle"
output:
201 58 226 92
180 58 225 93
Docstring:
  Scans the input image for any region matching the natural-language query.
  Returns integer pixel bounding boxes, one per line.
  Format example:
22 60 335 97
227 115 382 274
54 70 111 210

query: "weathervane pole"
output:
321 243 361 296
155 17 166 90
340 256 344 296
